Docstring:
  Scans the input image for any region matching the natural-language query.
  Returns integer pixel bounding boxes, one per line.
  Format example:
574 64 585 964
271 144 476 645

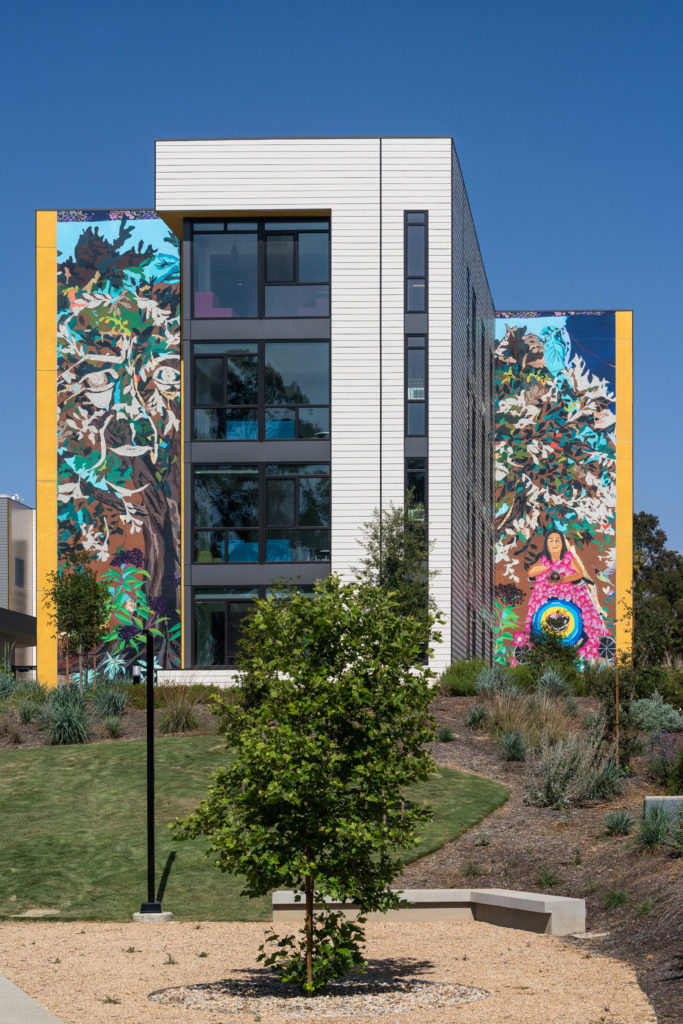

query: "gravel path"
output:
0 920 656 1024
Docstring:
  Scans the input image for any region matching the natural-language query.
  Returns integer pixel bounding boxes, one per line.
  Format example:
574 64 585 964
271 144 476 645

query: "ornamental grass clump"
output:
536 668 572 699
636 806 674 850
436 726 454 743
501 730 526 761
93 688 129 719
43 699 89 745
525 717 624 808
629 691 683 733
159 687 201 734
474 665 513 698
466 704 488 730
484 690 576 749
604 808 636 836
644 732 683 787
174 575 440 994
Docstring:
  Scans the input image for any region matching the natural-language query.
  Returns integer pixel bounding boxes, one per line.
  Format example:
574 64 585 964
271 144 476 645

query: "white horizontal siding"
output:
380 139 453 670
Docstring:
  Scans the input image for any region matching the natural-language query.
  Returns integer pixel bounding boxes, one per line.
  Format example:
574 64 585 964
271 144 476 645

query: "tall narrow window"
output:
406 335 427 435
405 212 427 312
406 458 427 512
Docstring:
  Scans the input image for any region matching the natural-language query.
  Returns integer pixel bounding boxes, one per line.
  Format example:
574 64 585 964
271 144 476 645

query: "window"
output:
406 458 427 513
14 557 24 588
405 212 427 312
193 340 330 441
193 463 330 564
406 335 427 435
193 219 330 319
193 584 316 667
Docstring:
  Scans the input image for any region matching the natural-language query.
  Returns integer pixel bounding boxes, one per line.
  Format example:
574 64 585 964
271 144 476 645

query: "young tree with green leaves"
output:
174 575 441 993
44 551 111 688
355 493 438 630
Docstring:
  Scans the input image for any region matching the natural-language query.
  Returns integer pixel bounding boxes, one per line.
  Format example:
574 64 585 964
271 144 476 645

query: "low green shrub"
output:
473 831 490 847
604 808 636 836
466 704 488 730
535 866 562 888
501 730 526 761
603 889 628 910
258 910 367 993
436 726 454 743
437 658 488 696
93 689 129 719
462 860 480 878
525 720 624 808
637 898 658 916
636 807 673 850
629 691 683 733
507 664 534 691
158 688 201 734
103 715 122 739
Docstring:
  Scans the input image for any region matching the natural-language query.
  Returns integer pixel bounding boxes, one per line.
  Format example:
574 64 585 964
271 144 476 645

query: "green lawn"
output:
0 737 507 921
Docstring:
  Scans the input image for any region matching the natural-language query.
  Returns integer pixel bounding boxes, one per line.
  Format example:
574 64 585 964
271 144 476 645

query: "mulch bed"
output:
400 696 683 1024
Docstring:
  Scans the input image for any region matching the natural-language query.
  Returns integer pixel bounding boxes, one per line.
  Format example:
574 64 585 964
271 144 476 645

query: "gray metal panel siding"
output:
451 145 495 662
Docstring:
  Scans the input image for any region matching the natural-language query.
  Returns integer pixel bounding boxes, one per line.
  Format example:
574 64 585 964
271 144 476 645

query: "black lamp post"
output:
132 630 169 919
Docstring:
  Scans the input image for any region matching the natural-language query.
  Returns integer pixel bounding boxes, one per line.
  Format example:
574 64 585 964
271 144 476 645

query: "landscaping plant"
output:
466 703 488 730
604 808 636 836
636 806 674 850
438 658 488 696
629 691 683 733
159 687 201 734
174 575 440 994
525 719 623 808
436 726 454 743
501 730 526 761
93 688 129 720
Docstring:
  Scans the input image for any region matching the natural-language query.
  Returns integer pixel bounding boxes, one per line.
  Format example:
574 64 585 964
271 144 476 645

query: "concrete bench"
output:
272 888 585 936
643 795 683 825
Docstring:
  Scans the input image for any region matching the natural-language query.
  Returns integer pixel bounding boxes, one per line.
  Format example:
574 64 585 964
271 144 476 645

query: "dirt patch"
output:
0 920 655 1024
401 696 683 1024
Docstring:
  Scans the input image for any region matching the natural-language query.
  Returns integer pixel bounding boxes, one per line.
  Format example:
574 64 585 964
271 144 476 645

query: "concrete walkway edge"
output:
0 973 66 1024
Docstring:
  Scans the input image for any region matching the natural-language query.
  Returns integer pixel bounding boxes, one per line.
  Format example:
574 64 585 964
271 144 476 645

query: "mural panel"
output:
494 311 616 665
56 211 181 675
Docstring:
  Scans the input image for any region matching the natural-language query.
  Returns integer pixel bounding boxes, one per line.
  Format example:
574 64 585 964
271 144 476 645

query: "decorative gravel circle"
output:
150 976 490 1017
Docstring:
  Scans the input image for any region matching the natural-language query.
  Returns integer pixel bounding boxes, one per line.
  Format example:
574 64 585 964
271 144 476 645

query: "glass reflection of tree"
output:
195 474 258 528
226 354 258 404
265 364 308 405
299 478 330 526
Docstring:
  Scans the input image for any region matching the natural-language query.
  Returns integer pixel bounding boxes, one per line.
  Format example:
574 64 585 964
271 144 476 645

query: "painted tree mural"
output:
56 211 181 675
494 312 617 666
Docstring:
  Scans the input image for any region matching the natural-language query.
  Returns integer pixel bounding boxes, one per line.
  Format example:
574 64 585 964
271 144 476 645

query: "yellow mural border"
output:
615 310 633 659
36 211 58 685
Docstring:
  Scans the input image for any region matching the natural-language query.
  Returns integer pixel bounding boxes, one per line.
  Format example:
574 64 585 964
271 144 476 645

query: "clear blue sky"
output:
3 0 681 550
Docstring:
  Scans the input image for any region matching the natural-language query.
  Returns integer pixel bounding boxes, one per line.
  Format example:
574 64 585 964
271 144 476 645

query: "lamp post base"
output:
132 910 174 923
133 901 173 922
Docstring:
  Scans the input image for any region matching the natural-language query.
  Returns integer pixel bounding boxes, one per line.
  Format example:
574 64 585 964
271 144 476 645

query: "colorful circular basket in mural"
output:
531 599 583 646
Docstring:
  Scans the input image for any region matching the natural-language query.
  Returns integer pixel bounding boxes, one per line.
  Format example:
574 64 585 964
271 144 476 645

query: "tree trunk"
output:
65 644 70 688
79 646 83 694
305 874 314 994
93 647 97 690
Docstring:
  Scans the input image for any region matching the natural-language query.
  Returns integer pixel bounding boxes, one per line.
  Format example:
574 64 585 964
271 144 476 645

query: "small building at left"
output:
0 493 36 676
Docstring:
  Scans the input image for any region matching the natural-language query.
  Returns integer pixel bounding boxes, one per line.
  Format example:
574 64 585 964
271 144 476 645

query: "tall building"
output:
35 137 631 684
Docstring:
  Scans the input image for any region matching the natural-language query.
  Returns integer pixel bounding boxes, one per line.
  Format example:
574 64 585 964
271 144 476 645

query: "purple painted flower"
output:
110 547 144 569
167 572 182 588
118 624 139 643
149 595 167 615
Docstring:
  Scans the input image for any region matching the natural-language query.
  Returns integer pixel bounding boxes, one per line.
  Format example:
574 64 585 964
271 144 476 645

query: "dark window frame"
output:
405 334 428 437
192 462 331 565
192 338 331 442
404 211 428 313
192 583 317 668
191 217 331 320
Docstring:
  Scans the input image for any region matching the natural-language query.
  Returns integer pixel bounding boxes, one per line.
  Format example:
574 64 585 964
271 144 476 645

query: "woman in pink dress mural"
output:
513 529 612 663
